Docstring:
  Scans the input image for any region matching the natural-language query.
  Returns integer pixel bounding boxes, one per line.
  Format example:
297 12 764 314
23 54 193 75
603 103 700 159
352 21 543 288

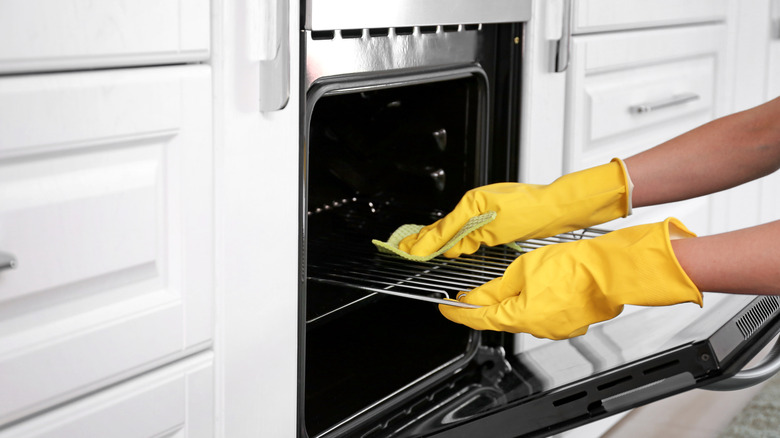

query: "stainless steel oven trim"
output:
305 0 532 31
305 27 483 91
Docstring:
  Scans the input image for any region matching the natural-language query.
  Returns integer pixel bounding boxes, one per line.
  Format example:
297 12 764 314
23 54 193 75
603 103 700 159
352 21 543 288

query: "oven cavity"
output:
303 75 485 437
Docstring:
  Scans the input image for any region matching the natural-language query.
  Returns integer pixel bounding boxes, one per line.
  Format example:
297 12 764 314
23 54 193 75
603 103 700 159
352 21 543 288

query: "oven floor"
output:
303 294 473 437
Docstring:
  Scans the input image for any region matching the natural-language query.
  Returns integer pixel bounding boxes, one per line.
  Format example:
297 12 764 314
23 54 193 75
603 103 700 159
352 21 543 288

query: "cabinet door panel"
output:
566 24 726 171
0 66 213 426
564 24 728 233
587 58 714 144
0 0 209 74
0 353 213 438
574 0 728 33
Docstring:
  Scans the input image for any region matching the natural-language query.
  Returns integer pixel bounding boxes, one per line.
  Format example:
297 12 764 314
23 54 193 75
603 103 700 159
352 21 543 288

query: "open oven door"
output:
388 290 780 438
425 296 780 438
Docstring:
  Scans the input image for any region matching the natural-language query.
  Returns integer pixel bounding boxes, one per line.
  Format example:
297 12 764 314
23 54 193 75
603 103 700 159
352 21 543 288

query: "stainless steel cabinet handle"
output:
704 336 780 391
554 0 574 73
257 0 290 111
0 251 17 271
629 93 700 114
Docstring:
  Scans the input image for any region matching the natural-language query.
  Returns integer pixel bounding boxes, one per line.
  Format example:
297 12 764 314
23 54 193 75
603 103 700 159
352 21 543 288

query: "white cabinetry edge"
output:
0 352 214 438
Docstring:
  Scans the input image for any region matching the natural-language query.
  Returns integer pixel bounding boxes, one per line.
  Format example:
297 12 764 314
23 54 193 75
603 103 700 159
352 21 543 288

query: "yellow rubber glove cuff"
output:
439 218 703 340
398 158 632 259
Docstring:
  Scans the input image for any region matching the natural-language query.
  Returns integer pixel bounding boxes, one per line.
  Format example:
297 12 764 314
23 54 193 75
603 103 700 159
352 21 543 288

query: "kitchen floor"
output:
601 376 776 437
720 373 780 437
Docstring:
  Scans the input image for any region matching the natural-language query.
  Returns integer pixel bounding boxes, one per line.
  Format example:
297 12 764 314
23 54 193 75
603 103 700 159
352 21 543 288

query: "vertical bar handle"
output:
256 0 290 111
554 0 574 73
0 251 17 271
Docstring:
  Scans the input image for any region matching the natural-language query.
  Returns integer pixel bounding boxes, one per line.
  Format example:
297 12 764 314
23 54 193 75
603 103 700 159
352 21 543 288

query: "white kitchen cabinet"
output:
573 0 728 33
770 0 780 99
212 0 301 435
564 23 729 233
0 65 214 427
762 1 780 225
0 0 210 74
706 0 780 234
0 352 213 438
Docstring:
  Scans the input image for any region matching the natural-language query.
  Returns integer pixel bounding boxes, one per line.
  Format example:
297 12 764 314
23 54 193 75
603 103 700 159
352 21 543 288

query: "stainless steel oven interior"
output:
297 9 780 438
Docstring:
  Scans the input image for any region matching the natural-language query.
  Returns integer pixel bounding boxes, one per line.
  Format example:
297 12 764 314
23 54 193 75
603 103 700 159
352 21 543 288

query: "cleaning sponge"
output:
372 211 522 261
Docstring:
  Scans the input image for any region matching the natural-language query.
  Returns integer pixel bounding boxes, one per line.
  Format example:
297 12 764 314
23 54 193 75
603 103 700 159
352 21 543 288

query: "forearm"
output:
671 220 780 295
624 97 780 208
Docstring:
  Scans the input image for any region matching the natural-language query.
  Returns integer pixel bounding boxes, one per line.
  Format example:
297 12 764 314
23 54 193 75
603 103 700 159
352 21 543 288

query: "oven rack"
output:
307 228 608 320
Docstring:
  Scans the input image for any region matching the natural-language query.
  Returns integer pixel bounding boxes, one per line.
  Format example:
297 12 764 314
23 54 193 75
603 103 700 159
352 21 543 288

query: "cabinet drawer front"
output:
0 353 213 438
574 0 728 33
587 57 714 149
0 0 209 74
565 24 727 171
0 66 213 426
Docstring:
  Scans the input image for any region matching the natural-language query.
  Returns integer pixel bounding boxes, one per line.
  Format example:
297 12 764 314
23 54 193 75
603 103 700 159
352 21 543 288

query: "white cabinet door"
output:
0 0 209 74
564 24 729 233
761 0 780 225
574 0 729 33
0 353 213 438
0 65 213 426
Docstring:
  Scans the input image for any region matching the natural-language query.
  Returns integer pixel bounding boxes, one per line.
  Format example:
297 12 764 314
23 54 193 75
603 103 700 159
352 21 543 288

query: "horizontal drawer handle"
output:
629 92 700 114
0 251 17 271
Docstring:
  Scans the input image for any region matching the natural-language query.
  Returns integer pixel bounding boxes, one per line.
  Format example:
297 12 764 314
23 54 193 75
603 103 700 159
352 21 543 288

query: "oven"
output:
297 1 780 437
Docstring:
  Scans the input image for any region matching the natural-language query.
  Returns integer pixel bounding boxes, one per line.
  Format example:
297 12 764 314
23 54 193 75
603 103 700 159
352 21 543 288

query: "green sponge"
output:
372 211 523 261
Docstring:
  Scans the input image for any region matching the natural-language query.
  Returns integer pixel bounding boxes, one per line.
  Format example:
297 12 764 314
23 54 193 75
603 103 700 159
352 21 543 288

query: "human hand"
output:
398 159 632 258
439 218 703 340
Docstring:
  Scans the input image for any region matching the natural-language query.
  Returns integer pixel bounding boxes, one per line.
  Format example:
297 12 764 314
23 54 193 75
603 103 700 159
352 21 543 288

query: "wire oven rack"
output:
307 228 608 316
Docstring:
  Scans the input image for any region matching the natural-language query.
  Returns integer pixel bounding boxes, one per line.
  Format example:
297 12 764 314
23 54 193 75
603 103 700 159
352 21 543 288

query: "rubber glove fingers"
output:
399 214 470 257
398 188 485 257
399 182 534 258
438 278 505 330
456 278 505 306
438 218 702 341
440 276 598 339
398 159 632 259
439 279 606 340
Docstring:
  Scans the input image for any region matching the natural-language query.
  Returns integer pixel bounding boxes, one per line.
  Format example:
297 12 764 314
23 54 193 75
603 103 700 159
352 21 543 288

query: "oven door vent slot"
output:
735 296 780 339
309 24 482 42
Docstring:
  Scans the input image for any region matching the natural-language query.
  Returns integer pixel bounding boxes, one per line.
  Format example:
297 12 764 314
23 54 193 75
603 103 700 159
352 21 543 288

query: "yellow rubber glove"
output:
398 159 632 258
439 218 703 340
